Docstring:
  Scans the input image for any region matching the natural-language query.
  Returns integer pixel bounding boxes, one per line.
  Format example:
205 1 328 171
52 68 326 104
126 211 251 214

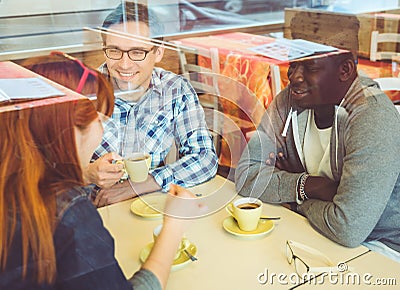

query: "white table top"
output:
98 175 369 290
297 251 400 289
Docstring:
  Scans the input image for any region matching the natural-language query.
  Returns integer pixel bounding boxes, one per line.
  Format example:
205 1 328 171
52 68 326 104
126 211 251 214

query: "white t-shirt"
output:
303 110 334 180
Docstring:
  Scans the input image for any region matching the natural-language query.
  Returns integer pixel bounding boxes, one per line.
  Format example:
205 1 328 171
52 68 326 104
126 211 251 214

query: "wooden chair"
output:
270 64 282 97
174 43 260 169
373 77 400 106
374 77 400 91
370 30 400 62
174 42 222 157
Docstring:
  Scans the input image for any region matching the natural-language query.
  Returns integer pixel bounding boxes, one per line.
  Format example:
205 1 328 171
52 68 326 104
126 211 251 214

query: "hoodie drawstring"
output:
281 107 293 137
281 99 346 174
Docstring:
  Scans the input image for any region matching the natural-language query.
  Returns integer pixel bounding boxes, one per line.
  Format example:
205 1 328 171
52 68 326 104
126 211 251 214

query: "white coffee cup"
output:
124 152 151 183
226 197 263 231
153 224 190 260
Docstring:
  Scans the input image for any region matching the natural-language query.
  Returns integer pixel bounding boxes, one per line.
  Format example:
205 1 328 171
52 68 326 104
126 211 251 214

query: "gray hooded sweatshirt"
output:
235 76 400 252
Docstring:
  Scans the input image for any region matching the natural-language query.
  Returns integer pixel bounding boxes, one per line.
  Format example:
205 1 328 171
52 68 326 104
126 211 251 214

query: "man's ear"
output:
154 44 165 63
339 59 356 82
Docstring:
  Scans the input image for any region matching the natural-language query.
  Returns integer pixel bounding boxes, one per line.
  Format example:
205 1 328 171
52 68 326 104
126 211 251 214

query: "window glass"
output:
0 0 399 61
150 0 399 36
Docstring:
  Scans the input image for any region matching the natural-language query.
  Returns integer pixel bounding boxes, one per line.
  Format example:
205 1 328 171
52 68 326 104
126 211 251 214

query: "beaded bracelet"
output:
298 173 310 201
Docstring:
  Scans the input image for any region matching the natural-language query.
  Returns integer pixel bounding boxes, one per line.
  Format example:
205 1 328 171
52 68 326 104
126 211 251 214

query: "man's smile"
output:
117 70 137 78
290 87 310 100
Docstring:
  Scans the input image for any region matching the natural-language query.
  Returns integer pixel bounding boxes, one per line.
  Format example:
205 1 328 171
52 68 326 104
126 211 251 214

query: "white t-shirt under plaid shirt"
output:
93 66 218 191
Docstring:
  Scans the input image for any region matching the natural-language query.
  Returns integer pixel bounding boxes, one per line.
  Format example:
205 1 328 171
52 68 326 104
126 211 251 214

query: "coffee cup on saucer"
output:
124 152 151 183
226 197 263 231
153 224 190 260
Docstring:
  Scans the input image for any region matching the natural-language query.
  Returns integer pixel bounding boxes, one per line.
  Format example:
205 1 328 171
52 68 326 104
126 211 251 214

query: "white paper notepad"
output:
248 39 337 61
0 78 65 102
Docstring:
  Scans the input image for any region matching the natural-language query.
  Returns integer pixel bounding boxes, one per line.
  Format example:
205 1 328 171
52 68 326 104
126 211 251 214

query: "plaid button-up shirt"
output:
93 66 218 191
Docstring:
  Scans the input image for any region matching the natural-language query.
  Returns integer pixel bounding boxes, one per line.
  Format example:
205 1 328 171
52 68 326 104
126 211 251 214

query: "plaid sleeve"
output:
151 78 218 190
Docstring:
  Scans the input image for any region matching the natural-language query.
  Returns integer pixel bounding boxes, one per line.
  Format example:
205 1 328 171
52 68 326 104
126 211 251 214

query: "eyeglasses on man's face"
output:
103 46 156 61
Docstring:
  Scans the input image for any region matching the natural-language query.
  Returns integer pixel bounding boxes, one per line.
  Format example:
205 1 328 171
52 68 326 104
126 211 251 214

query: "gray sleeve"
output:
235 125 301 203
298 103 400 247
128 268 162 290
235 91 304 203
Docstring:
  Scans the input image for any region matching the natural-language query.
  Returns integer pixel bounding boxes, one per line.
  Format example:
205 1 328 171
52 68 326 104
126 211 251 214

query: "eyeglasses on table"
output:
286 240 341 278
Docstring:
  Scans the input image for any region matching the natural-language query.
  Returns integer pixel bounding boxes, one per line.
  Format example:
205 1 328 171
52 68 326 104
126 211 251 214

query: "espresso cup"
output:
153 224 190 260
124 152 151 183
226 197 263 231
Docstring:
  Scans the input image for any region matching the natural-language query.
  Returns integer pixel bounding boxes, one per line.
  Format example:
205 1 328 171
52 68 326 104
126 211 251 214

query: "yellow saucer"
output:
139 242 198 271
222 216 274 239
130 194 166 219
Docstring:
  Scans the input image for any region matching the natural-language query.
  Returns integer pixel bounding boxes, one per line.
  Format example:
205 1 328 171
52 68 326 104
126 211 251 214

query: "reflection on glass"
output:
1 0 399 61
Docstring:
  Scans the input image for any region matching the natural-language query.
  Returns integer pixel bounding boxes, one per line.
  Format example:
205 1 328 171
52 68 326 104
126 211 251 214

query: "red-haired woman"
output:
0 64 202 290
21 51 114 117
21 52 124 189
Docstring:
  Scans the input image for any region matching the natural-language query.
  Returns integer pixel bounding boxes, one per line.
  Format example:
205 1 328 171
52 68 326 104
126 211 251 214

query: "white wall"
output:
0 0 120 17
327 0 399 13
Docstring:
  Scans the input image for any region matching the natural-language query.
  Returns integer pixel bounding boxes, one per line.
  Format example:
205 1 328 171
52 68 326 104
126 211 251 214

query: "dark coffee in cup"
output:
228 197 263 231
124 153 151 183
237 203 260 210
128 156 149 162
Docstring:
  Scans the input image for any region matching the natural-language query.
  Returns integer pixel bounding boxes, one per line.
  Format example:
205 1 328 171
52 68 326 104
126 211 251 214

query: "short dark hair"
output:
102 2 164 42
288 51 355 68
332 51 355 66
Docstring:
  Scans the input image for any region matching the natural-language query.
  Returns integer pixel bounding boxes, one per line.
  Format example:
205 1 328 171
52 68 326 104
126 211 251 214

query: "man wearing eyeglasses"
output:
86 2 218 206
236 50 400 262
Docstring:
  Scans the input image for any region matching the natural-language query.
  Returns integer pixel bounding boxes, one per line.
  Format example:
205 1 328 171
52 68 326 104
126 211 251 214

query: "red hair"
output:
21 54 114 117
0 98 98 284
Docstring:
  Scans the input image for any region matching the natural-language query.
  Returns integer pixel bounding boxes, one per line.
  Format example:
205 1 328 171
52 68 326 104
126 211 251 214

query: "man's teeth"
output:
120 72 134 77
